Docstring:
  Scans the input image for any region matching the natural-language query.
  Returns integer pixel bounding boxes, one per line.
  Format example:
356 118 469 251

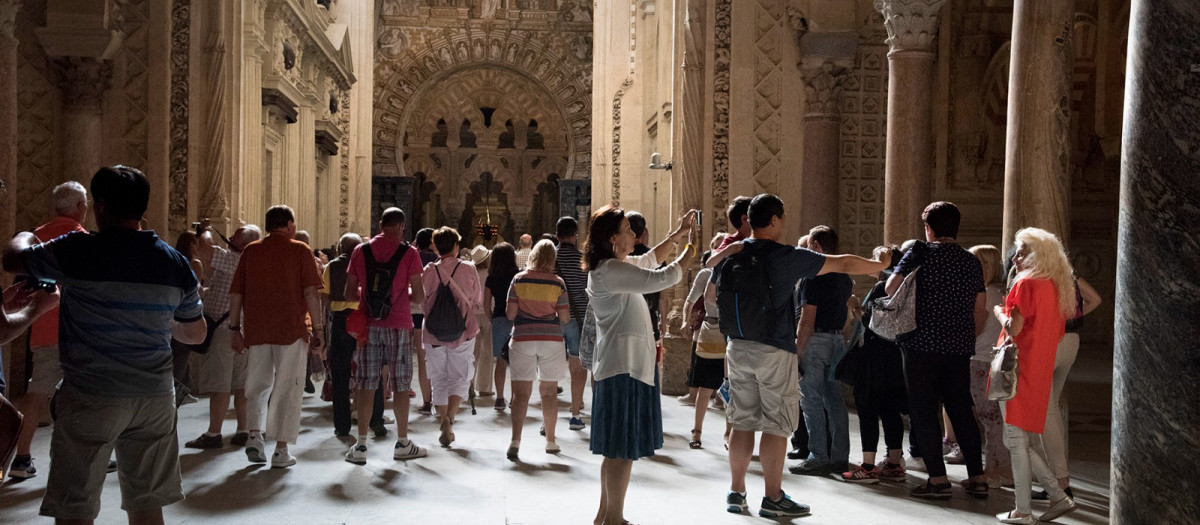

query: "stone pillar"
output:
0 0 19 241
678 0 704 216
1000 0 1074 251
55 57 113 185
1112 1 1200 522
874 0 945 244
799 58 849 231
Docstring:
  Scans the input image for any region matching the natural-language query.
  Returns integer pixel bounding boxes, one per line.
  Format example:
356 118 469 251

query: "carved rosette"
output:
168 0 190 236
873 0 947 53
801 61 849 118
53 57 113 111
0 0 19 41
711 0 731 231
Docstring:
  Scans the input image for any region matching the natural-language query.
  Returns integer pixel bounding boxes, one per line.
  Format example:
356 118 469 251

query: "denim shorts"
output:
562 318 581 357
491 316 513 358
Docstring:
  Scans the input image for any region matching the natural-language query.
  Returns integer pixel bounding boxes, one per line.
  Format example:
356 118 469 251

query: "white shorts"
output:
726 338 800 438
508 340 568 383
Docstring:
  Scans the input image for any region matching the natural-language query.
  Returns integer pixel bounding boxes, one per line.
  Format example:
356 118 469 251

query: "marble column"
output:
1112 1 1200 522
799 59 849 231
1000 0 1074 251
55 57 113 186
0 0 19 241
874 0 945 244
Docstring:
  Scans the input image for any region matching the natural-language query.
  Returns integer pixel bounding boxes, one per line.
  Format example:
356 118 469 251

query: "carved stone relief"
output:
115 0 150 173
14 0 60 231
873 0 947 53
711 0 731 231
837 21 889 257
752 0 785 194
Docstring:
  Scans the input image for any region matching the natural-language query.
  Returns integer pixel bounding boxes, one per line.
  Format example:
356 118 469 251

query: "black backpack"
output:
362 243 410 320
716 242 775 341
425 262 466 343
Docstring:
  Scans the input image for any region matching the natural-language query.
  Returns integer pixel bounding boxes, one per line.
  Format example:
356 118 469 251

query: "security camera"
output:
648 152 673 170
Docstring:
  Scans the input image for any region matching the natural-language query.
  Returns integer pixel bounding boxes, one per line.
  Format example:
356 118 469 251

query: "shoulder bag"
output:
868 268 919 342
987 336 1019 401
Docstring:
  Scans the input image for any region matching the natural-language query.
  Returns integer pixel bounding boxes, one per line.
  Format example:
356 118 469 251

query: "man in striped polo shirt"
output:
554 216 589 431
4 165 207 523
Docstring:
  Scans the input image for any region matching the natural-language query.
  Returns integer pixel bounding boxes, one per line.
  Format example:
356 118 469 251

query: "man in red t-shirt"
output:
343 207 427 464
9 182 88 480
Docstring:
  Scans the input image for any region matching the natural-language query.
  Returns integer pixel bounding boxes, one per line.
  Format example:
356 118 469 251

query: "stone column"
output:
0 0 19 241
1112 1 1200 522
55 58 113 185
678 0 704 215
1000 0 1074 251
799 58 849 231
874 0 945 244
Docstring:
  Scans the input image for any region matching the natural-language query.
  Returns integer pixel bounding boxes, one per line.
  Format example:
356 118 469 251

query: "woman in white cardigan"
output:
585 205 696 525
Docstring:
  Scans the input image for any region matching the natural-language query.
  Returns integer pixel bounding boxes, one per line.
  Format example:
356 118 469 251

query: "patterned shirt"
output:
507 270 569 342
894 241 985 357
21 229 203 397
554 241 588 322
202 245 239 317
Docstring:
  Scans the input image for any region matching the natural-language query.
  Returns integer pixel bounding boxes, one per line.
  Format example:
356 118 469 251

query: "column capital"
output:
53 56 113 111
0 0 20 41
801 59 851 118
873 0 947 53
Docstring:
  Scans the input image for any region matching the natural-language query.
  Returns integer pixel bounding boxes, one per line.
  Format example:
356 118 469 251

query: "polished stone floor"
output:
1 372 1111 525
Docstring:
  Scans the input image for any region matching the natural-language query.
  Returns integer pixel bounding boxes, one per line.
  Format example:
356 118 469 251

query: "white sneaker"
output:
271 450 297 468
345 444 368 465
245 435 267 464
393 439 427 460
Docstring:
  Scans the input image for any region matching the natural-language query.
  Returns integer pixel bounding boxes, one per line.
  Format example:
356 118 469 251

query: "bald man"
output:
515 233 533 269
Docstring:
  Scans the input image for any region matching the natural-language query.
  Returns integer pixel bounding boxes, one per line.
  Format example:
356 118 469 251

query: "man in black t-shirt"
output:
789 226 854 477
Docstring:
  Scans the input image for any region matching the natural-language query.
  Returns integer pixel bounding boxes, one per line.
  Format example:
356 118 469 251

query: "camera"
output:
192 219 209 236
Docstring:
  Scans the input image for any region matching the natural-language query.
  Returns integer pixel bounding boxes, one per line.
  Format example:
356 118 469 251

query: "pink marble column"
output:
1000 0 1074 250
799 59 849 231
875 0 946 244
0 1 19 240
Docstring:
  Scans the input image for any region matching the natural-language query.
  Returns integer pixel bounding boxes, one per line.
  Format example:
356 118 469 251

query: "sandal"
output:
689 429 702 449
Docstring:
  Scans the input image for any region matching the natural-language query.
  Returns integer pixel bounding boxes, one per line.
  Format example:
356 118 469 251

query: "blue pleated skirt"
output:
589 370 663 460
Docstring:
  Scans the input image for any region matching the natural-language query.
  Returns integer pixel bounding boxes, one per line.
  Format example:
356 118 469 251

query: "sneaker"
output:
960 479 989 499
546 441 561 454
417 402 433 415
758 491 811 518
345 444 368 465
506 440 520 461
181 394 200 405
676 394 696 406
107 459 117 473
841 464 880 484
8 456 36 479
1038 496 1078 522
494 397 506 411
371 423 389 438
788 459 833 476
906 456 928 473
725 491 748 514
408 389 417 398
393 439 428 460
185 433 224 449
271 450 297 468
943 442 964 464
230 432 249 447
875 460 907 481
568 416 585 431
245 434 267 463
910 481 952 500
381 414 396 424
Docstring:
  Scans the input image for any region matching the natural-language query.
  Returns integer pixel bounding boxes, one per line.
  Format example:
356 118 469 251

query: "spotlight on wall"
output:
648 152 673 170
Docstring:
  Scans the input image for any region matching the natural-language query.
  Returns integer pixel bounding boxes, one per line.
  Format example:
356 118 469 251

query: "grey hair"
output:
240 224 263 242
53 181 87 216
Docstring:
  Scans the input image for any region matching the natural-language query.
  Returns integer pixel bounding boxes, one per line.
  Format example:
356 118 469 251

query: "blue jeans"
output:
562 319 581 357
491 317 513 358
800 333 849 464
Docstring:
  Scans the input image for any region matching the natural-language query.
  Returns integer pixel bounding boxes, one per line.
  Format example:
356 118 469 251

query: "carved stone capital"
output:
0 1 19 41
801 59 850 117
874 0 947 53
53 57 113 111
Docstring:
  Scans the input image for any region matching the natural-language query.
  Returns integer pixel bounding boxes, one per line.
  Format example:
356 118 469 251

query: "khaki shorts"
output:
27 345 63 395
725 339 800 438
40 390 183 520
508 340 569 383
199 319 247 393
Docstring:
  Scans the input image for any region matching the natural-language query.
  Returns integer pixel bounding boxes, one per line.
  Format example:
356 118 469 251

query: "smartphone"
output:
696 209 703 230
17 275 56 292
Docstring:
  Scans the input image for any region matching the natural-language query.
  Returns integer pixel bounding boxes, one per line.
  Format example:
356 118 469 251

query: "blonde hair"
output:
527 238 557 272
709 232 727 251
969 244 1004 286
1013 228 1076 318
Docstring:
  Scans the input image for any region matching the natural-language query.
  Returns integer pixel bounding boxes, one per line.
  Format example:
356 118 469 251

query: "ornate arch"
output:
373 28 592 179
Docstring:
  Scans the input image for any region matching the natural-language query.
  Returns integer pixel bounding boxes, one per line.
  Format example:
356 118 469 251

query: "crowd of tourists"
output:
0 166 1097 525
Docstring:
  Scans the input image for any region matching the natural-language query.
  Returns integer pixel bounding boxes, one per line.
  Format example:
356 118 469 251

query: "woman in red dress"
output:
992 228 1079 524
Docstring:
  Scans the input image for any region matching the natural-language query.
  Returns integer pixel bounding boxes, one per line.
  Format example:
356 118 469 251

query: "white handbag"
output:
868 268 919 342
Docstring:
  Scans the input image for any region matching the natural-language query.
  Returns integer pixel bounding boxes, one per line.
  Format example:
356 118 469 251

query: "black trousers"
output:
329 310 383 435
902 348 983 478
855 384 907 455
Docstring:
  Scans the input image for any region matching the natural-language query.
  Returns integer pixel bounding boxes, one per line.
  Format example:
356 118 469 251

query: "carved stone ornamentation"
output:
801 60 849 118
0 0 19 41
168 0 190 236
53 57 113 111
200 31 228 222
610 77 633 206
710 0 731 231
873 0 947 53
